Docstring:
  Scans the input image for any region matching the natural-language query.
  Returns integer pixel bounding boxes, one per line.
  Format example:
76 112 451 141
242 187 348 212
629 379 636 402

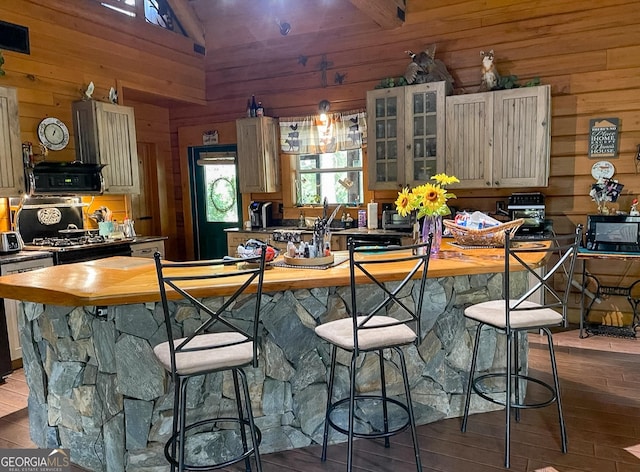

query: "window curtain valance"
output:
279 109 367 155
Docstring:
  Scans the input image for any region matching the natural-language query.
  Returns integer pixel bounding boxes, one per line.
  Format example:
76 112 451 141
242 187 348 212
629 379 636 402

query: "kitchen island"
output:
0 243 543 471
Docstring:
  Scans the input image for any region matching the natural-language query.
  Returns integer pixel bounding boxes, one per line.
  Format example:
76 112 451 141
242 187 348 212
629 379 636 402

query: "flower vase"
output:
421 215 442 255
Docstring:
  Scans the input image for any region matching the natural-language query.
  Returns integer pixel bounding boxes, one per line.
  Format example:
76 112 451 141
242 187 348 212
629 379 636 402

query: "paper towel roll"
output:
367 202 378 229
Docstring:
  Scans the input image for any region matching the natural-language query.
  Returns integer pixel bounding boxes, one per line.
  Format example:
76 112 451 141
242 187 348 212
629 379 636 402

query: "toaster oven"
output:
508 192 545 234
381 210 416 232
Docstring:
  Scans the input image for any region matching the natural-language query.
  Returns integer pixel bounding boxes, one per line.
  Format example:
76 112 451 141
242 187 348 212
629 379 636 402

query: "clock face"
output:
591 160 615 180
38 117 70 151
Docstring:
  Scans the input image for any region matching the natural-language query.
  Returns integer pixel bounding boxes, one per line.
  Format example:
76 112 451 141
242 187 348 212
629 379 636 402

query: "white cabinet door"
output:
0 85 26 197
446 85 550 189
131 240 165 258
72 100 140 194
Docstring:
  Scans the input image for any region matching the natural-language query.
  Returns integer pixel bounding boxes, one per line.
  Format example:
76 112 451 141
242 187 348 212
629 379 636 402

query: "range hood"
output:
25 161 105 196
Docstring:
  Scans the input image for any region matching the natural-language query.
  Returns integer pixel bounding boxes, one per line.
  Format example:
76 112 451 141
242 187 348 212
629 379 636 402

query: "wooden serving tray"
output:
283 254 334 266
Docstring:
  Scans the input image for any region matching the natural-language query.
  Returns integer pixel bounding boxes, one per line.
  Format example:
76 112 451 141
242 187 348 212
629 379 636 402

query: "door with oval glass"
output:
188 145 241 259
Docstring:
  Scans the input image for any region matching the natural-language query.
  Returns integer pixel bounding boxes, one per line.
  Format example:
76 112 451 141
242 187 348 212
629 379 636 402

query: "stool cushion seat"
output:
154 332 253 376
315 315 417 351
464 300 563 329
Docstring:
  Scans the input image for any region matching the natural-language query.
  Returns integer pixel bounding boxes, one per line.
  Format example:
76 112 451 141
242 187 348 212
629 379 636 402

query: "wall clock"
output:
38 117 70 151
591 160 615 180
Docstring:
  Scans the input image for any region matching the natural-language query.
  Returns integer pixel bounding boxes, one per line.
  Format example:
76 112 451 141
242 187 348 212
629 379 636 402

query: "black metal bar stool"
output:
153 251 267 472
314 236 433 472
461 227 582 468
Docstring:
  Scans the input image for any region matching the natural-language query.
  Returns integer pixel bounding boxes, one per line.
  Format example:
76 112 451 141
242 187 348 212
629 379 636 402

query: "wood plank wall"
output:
0 0 206 259
173 0 640 323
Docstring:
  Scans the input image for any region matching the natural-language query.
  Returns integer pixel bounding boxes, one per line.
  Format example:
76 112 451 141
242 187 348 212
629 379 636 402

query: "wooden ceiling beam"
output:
347 0 405 29
166 0 205 46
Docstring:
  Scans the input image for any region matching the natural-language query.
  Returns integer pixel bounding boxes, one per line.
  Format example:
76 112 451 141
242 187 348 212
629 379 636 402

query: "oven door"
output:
53 243 132 265
509 208 545 233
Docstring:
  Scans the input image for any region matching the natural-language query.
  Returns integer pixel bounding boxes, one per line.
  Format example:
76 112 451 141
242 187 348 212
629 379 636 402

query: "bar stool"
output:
153 251 267 472
315 237 433 472
461 227 582 468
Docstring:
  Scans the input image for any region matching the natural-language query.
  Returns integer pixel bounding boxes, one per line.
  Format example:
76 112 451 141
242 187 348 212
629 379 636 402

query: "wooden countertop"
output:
0 242 546 307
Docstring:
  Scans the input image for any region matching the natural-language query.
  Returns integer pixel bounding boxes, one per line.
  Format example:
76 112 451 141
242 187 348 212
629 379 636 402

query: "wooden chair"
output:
153 251 267 472
315 236 433 472
461 227 582 468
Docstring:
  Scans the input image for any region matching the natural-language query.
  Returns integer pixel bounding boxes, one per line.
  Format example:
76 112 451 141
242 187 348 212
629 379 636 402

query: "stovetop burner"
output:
31 235 108 247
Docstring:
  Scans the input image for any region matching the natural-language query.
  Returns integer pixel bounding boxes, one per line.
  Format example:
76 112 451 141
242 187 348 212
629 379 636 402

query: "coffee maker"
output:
249 201 272 229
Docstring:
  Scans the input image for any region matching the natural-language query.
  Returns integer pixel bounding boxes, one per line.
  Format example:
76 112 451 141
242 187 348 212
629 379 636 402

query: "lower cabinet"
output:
131 240 165 259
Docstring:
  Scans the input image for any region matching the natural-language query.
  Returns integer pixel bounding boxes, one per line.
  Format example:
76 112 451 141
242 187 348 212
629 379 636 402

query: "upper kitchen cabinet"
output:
236 116 280 193
72 100 140 194
445 85 551 189
0 86 25 197
366 82 446 190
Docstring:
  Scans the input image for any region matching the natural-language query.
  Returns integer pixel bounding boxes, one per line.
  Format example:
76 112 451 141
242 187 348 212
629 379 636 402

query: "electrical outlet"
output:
96 306 108 317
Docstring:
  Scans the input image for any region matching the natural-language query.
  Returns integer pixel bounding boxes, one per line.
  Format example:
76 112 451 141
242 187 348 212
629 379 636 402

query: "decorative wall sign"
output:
588 118 619 158
202 129 219 145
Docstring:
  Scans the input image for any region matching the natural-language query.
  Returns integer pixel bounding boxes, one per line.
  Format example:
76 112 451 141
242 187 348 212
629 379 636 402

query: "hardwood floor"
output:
1 331 639 471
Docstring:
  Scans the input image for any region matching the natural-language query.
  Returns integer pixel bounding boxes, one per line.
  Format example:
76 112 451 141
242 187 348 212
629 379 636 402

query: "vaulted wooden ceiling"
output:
182 0 406 51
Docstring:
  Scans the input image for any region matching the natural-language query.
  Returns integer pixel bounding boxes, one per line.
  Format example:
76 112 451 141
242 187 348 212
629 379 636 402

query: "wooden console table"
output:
578 249 640 338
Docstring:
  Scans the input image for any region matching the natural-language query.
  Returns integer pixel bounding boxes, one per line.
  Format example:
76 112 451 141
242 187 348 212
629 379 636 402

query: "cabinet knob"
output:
486 181 491 186
494 181 500 186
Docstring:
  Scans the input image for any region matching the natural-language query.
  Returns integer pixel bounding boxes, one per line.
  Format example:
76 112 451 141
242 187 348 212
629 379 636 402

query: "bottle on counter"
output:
299 211 305 228
256 101 264 116
250 95 258 117
246 99 252 117
286 241 296 257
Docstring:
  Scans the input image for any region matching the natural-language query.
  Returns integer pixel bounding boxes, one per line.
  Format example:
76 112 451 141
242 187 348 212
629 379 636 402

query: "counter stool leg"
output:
169 379 180 472
378 350 390 448
237 369 263 472
321 345 338 461
178 378 189 472
347 352 358 472
461 324 483 432
397 347 422 472
514 331 521 423
505 330 513 469
545 328 567 453
232 370 251 472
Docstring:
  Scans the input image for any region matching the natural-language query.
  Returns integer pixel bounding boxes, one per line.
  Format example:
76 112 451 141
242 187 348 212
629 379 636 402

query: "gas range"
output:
28 235 114 249
22 237 134 264
14 196 133 265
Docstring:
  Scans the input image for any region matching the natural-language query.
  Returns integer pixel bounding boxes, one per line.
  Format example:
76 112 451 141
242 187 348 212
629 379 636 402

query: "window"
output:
296 149 363 205
96 0 187 36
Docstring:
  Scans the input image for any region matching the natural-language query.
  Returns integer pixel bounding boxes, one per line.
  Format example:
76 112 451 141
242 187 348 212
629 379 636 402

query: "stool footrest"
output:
472 372 557 410
327 394 410 439
164 417 262 471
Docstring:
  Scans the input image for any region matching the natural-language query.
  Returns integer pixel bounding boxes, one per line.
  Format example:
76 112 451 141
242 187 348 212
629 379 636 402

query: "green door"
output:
188 145 241 259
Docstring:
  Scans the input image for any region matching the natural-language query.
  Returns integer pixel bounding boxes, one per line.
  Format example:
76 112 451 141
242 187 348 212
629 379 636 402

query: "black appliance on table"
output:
584 214 640 252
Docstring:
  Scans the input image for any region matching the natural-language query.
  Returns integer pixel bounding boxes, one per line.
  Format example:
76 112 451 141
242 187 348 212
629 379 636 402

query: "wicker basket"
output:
443 218 525 247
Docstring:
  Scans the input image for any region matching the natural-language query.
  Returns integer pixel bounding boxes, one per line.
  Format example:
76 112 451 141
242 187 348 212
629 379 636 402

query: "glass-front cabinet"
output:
366 82 445 190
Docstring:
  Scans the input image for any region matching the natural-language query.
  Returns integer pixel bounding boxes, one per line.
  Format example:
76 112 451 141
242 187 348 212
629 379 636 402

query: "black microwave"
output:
585 214 640 252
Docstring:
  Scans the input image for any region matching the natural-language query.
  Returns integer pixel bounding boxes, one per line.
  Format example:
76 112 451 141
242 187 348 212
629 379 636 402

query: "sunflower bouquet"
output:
394 173 459 218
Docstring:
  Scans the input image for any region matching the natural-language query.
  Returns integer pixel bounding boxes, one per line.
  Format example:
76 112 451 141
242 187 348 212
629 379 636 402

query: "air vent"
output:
0 20 30 55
